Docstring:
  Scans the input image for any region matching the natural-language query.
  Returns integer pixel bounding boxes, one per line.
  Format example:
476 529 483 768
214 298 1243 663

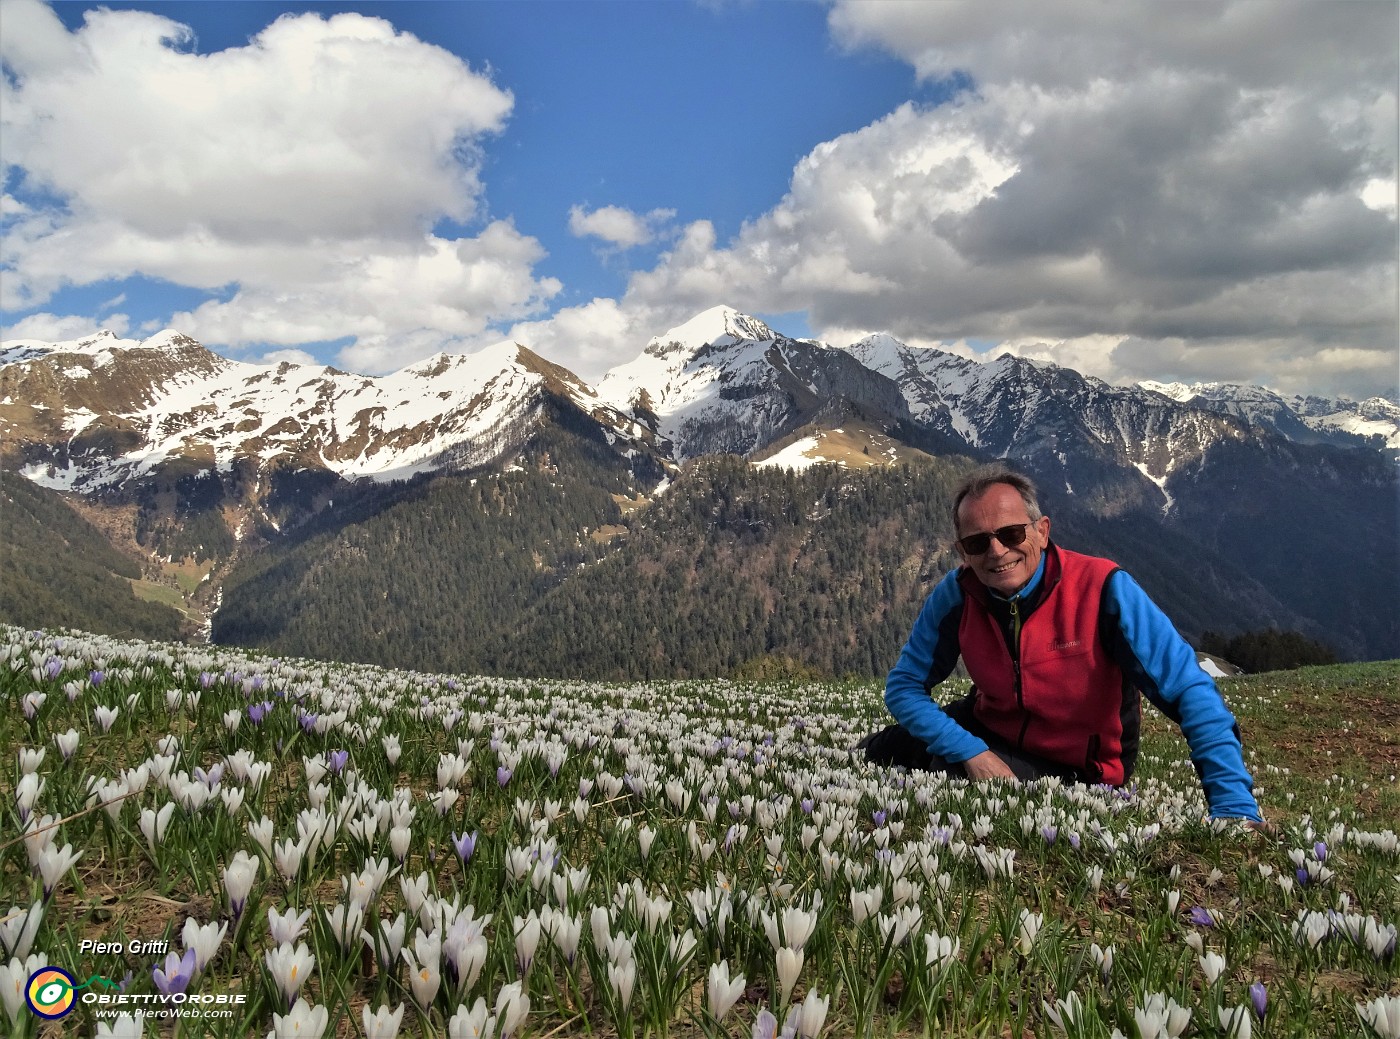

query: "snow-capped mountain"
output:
5 311 1392 506
1140 380 1400 453
596 306 912 461
3 308 1396 663
1 328 651 495
844 335 1289 512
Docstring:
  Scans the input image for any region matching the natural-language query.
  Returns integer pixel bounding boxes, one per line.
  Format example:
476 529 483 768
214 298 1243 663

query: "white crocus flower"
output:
273 837 307 881
402 947 441 1008
850 884 883 925
1358 995 1400 1039
15 774 44 817
264 942 315 1008
495 980 530 1039
776 945 804 1005
267 998 328 1039
607 957 636 1011
181 918 227 974
1218 1005 1253 1039
924 929 960 969
363 1002 405 1039
325 902 365 954
268 907 313 945
1043 991 1082 1034
95 1011 144 1038
0 903 43 961
448 998 494 1039
1015 908 1044 955
53 729 80 760
38 843 81 897
363 912 407 972
2 954 46 1023
514 912 542 974
139 802 176 852
222 851 259 918
246 815 275 857
706 960 746 1022
1199 950 1227 985
1090 942 1115 980
797 988 830 1038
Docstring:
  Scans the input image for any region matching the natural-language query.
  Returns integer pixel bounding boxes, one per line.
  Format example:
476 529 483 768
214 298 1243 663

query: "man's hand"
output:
962 750 1018 782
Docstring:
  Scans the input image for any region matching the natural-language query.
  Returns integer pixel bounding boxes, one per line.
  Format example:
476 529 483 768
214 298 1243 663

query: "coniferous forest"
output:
207 424 1333 680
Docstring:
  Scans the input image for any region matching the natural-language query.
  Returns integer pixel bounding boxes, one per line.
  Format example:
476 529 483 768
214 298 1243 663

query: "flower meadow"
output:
1 624 1397 1039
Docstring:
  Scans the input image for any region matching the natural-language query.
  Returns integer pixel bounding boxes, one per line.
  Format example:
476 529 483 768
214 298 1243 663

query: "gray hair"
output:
952 464 1043 532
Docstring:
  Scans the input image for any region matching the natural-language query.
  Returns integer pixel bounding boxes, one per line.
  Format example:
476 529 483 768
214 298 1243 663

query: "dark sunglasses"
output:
957 523 1032 555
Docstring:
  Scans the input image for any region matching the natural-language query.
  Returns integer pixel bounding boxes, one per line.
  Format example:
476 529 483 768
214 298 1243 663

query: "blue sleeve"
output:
1103 571 1261 821
884 570 989 764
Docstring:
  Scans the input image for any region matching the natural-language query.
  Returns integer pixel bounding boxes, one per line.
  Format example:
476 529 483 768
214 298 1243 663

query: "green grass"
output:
1 627 1396 1039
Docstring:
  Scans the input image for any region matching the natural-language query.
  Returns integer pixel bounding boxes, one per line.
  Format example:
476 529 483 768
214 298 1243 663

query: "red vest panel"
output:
958 546 1131 785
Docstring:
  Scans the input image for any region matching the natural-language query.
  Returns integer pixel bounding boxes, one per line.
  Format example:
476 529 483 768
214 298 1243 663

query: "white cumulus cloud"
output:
1 310 131 342
528 1 1395 399
568 204 676 249
0 0 559 373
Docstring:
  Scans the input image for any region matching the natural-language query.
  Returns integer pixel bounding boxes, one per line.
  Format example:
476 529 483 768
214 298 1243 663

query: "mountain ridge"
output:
3 308 1396 667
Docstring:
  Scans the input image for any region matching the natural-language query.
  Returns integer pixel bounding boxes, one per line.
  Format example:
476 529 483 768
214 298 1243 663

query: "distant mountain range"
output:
2 307 1396 671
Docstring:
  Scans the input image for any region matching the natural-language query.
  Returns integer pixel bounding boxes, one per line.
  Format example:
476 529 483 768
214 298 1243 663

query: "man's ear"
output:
1038 515 1052 541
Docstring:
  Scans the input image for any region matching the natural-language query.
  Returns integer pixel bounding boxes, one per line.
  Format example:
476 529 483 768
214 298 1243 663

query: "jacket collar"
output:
959 540 1063 610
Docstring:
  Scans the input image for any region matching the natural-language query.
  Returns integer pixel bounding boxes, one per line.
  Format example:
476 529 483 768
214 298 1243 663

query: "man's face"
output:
955 484 1052 596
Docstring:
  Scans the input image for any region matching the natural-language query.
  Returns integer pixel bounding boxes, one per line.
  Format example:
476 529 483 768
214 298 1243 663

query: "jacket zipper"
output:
1010 597 1030 750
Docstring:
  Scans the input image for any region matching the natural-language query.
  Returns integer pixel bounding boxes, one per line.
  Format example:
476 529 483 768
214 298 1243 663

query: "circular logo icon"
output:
26 967 77 1020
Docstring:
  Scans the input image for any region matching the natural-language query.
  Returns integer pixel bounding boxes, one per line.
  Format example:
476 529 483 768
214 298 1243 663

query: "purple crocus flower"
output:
872 810 888 827
452 831 478 862
248 701 273 724
1314 841 1328 862
44 658 62 679
1250 981 1267 1020
1041 825 1058 845
152 947 197 995
496 767 512 787
1296 868 1310 887
800 798 814 814
1068 832 1081 851
328 750 349 774
199 672 216 689
89 670 104 686
298 711 318 733
1189 906 1215 927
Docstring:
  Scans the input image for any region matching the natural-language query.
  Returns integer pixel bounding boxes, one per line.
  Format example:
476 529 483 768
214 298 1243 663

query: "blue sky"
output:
2 1 1396 398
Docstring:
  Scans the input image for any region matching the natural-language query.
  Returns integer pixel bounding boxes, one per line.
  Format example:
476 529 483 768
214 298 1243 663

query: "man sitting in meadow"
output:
858 464 1264 825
